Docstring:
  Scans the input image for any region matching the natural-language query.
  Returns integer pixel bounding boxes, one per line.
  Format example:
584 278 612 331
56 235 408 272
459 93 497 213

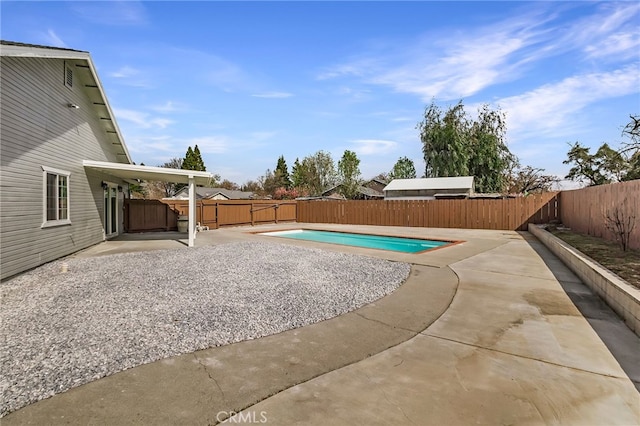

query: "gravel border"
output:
1 241 410 417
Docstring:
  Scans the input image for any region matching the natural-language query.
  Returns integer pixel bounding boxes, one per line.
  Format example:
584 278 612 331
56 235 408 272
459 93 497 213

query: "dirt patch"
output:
547 226 640 290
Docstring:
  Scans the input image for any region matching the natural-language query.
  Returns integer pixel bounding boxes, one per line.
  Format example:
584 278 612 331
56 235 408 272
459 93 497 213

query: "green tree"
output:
563 142 627 186
296 150 337 195
181 146 195 171
337 150 362 199
275 155 292 189
468 104 515 192
418 100 470 178
182 145 206 172
259 169 279 197
389 157 417 180
417 100 515 192
291 158 305 188
623 151 640 181
193 145 206 171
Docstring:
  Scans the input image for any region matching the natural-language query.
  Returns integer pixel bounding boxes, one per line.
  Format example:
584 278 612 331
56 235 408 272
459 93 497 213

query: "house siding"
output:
1 56 126 280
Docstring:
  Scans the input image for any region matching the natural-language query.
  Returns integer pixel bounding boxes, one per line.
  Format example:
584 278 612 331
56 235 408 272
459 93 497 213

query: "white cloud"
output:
113 108 174 129
584 32 640 61
317 4 640 102
43 29 67 48
186 136 229 154
318 13 549 101
350 139 397 156
499 65 640 140
70 1 148 26
248 131 277 142
151 101 187 113
251 91 294 99
108 66 151 88
110 66 140 78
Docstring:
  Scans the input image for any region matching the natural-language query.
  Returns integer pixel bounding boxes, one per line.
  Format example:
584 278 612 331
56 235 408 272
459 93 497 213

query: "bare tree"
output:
604 198 636 251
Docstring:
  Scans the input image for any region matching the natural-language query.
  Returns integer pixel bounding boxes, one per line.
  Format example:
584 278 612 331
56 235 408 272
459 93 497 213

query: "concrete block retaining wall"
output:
529 224 640 337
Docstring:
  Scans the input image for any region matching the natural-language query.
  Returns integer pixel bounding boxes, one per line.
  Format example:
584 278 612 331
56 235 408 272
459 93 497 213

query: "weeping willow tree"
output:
417 100 515 193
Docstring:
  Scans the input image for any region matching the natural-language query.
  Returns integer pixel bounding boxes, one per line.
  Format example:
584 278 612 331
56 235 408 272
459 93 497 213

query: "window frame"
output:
41 166 71 228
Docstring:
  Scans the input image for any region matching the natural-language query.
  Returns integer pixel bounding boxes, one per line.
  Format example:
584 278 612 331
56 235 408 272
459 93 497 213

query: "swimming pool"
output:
259 229 453 253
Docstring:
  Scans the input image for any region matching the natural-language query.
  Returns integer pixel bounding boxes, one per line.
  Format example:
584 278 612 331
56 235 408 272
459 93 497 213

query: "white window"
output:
42 166 71 227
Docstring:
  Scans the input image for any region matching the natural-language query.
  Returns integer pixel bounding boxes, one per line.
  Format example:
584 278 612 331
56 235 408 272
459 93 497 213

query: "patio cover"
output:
83 160 214 247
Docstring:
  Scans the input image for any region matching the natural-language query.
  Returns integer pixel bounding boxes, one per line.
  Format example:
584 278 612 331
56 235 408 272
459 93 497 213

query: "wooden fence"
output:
560 180 639 250
124 199 297 232
124 199 179 232
298 192 559 231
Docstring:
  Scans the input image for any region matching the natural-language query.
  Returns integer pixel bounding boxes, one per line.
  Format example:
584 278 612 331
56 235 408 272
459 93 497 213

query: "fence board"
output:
560 180 639 249
298 195 559 231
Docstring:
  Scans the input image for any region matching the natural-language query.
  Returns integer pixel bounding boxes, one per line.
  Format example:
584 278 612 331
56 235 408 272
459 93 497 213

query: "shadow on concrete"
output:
519 231 640 393
116 232 189 246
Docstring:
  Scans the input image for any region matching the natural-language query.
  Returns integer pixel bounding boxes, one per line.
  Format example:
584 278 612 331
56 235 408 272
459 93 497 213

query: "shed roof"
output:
384 177 474 191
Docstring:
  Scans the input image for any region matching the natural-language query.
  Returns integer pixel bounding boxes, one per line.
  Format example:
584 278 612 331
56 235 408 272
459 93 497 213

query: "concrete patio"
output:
4 224 639 425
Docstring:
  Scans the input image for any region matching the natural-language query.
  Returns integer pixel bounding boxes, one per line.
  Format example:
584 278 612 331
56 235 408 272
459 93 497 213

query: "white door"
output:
104 184 118 238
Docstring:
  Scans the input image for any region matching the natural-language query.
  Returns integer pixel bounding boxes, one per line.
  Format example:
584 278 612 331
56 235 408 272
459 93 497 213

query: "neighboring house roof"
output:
169 187 254 200
321 184 384 199
365 178 388 186
358 186 384 198
1 40 132 164
384 177 474 192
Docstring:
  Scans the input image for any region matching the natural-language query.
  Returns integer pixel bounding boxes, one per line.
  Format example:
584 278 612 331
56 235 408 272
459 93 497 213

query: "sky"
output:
2 1 639 188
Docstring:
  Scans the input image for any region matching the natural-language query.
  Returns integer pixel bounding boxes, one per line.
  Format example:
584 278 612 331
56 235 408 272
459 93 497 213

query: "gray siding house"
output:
0 41 212 280
1 41 132 280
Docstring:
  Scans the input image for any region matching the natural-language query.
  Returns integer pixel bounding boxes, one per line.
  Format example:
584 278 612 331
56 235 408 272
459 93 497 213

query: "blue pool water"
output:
260 229 451 253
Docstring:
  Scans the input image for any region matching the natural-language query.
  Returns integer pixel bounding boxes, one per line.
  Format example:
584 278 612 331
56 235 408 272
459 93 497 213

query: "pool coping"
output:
249 227 465 254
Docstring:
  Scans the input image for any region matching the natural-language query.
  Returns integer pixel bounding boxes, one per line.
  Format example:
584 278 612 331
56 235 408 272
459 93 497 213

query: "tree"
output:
259 169 279 197
622 114 639 147
623 151 640 181
291 158 305 188
219 179 240 190
372 172 390 183
468 104 515 192
241 180 263 194
418 100 514 192
389 157 417 180
275 155 292 189
337 150 362 199
604 198 636 251
506 163 559 194
145 157 183 198
563 142 627 186
620 114 640 181
296 150 337 195
182 145 206 172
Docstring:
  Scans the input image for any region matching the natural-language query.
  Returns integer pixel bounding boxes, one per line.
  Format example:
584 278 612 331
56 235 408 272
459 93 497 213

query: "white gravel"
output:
0 241 410 417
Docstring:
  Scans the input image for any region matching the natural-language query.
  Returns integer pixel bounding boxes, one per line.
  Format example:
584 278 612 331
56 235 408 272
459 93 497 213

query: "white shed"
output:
383 177 475 200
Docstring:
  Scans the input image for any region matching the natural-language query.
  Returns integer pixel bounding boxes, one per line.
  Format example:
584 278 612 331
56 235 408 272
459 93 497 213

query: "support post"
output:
188 176 196 247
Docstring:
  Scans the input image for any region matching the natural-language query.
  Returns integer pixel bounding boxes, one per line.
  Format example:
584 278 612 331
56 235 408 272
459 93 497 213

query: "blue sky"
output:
2 1 639 188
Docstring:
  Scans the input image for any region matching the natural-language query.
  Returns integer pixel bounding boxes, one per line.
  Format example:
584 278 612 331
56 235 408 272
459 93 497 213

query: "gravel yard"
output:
0 241 410 417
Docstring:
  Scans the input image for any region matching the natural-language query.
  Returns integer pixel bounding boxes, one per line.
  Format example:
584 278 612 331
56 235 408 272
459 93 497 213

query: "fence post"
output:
251 203 255 226
275 203 279 224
